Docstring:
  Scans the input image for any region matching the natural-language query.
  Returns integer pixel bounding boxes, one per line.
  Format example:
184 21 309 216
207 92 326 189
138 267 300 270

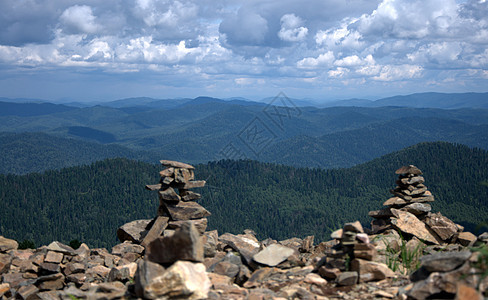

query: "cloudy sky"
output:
0 0 487 102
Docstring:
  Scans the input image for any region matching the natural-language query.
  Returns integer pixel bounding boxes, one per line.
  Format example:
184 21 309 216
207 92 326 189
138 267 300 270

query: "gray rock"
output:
343 221 364 233
159 187 181 203
213 261 240 278
402 202 431 216
203 230 218 258
420 251 471 273
146 222 204 264
253 244 295 267
336 271 358 286
46 241 76 255
116 219 152 243
134 259 166 298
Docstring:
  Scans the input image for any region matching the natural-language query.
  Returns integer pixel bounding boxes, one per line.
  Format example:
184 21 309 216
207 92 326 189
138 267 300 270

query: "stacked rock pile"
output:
317 221 395 286
117 160 210 248
368 165 477 246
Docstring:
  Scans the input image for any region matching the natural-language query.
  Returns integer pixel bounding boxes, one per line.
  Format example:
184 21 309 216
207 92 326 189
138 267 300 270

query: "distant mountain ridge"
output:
2 91 487 109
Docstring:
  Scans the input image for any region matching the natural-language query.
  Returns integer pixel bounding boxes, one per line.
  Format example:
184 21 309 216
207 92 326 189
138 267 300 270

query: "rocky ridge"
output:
0 162 487 299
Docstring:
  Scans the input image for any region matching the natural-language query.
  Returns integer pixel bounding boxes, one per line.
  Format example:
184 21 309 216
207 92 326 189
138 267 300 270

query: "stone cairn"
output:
117 160 210 248
368 165 477 246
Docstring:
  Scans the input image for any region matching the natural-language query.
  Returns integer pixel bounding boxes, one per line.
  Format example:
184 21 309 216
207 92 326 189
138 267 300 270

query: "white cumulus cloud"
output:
278 14 308 42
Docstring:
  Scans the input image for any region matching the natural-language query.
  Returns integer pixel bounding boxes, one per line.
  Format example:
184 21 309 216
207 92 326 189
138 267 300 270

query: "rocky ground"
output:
1 162 487 299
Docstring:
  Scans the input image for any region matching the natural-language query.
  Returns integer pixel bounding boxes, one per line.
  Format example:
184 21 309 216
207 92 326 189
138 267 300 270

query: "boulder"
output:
203 230 218 258
146 222 204 264
343 221 364 233
0 236 18 252
350 259 395 282
390 209 441 244
144 261 210 300
420 251 471 273
116 219 152 243
44 251 63 264
457 232 477 247
252 244 295 267
16 284 39 299
134 259 166 298
46 241 76 255
423 212 458 241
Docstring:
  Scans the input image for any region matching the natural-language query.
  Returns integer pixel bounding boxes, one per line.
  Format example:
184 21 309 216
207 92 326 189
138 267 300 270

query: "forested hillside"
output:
0 142 486 248
0 132 159 174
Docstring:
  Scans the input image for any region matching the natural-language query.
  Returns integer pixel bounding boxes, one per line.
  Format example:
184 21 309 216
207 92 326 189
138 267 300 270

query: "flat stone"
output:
420 251 471 273
159 187 181 203
354 243 377 261
336 271 358 286
44 251 63 264
46 241 75 255
318 266 341 280
168 218 207 235
160 160 195 170
63 262 85 275
383 197 408 206
0 236 18 252
180 190 202 201
402 202 431 216
350 259 395 282
111 241 144 256
116 219 152 243
457 232 477 247
177 180 206 189
146 222 204 264
424 212 458 241
390 209 441 244
140 216 169 248
219 233 261 265
144 261 210 300
145 184 162 191
39 262 61 275
37 273 65 290
162 201 211 221
344 221 364 233
16 284 39 299
253 244 295 267
396 165 422 175
399 175 425 185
